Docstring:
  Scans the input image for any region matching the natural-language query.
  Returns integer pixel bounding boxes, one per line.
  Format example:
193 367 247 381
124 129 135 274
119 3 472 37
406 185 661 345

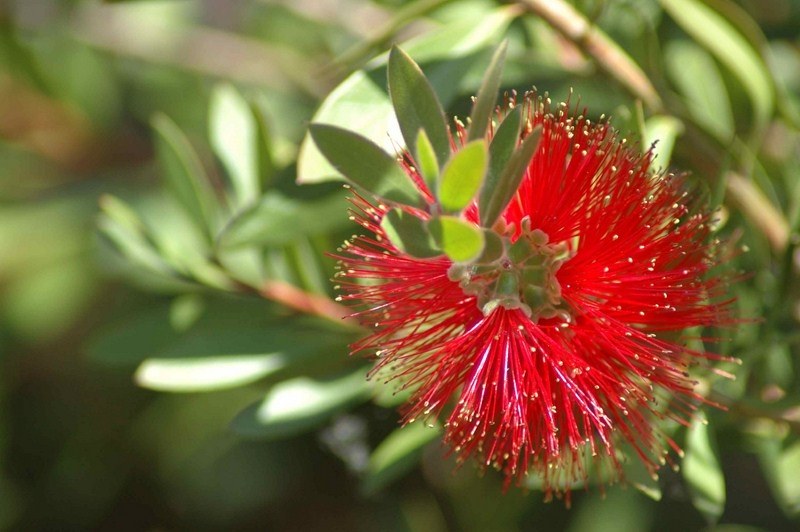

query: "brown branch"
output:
726 172 789 253
518 0 663 112
258 279 360 328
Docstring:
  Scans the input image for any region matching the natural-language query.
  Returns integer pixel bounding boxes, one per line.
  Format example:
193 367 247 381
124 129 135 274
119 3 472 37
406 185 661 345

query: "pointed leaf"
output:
468 40 508 141
152 113 217 241
415 129 439 193
438 140 488 213
388 46 451 169
309 124 422 207
231 369 372 439
209 84 259 207
660 0 774 131
135 354 286 393
217 191 349 249
97 195 174 277
297 8 515 184
479 124 541 227
478 107 521 226
380 208 440 258
429 216 484 263
644 115 684 169
665 41 734 140
683 413 726 522
362 422 441 495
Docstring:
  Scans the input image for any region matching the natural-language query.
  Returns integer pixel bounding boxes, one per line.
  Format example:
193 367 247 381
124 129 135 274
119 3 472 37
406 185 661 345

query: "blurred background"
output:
1 0 799 530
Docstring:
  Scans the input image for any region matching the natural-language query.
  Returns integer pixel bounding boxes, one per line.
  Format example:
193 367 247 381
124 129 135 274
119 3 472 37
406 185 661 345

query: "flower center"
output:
447 222 572 322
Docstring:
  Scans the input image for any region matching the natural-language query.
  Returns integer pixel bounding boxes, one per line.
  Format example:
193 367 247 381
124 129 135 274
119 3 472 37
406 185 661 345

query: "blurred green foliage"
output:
1 0 800 530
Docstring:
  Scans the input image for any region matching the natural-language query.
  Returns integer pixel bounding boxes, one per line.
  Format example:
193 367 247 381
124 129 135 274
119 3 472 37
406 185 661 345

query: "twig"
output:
517 0 663 111
726 172 789 253
258 279 360 328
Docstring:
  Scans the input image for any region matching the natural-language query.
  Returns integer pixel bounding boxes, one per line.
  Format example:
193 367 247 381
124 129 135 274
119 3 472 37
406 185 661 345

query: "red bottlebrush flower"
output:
332 93 734 498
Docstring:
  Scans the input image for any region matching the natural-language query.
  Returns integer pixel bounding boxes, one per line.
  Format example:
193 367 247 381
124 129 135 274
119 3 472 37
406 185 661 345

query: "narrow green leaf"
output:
643 115 684 169
683 413 726 522
415 129 439 193
468 40 508 141
135 354 286 393
664 41 734 140
216 190 349 249
388 46 451 169
438 140 488 213
209 84 259 207
660 0 774 130
771 441 800 516
478 106 521 226
309 124 422 207
362 422 441 495
479 124 541 227
380 208 440 258
152 113 217 241
230 369 372 439
97 195 174 277
250 101 277 188
429 215 485 263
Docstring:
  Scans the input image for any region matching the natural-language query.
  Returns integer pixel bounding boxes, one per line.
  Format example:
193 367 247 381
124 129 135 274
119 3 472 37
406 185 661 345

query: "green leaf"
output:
388 46 451 171
152 113 218 241
297 8 515 184
660 0 774 131
429 215 484 263
770 441 800 516
309 124 422 207
664 41 734 140
478 107 521 226
479 124 540 227
97 195 174 277
415 129 439 193
438 140 487 213
477 230 504 264
380 208 440 258
216 190 349 249
209 84 259 207
468 40 508 141
362 422 441 496
644 115 684 169
135 354 287 393
683 413 726 523
230 369 372 439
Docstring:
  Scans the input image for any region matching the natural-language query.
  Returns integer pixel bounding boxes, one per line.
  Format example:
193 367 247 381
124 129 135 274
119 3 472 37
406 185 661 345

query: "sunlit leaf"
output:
297 8 515 184
644 115 684 169
429 215 484 263
415 128 439 193
209 84 259 207
438 140 487 213
683 413 726 522
664 41 734 140
230 369 372 439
